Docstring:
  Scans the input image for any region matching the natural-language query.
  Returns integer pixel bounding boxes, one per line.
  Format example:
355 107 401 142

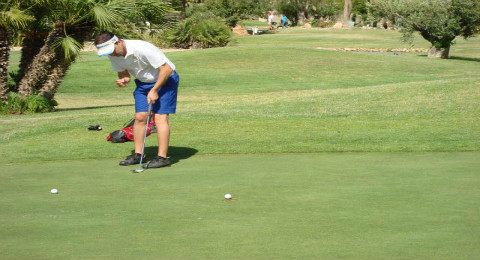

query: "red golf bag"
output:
107 115 156 143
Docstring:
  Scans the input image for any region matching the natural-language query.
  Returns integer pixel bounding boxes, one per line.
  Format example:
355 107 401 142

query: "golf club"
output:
131 103 152 173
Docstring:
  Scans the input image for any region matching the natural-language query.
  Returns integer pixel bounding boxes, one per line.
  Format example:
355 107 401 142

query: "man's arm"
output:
147 63 173 104
116 70 131 87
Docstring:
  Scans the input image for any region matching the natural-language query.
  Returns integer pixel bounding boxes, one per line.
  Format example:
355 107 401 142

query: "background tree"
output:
309 0 342 22
17 0 126 98
0 0 34 100
203 0 272 27
368 0 480 58
343 0 352 27
276 0 323 26
1 0 174 113
351 0 367 24
275 0 365 26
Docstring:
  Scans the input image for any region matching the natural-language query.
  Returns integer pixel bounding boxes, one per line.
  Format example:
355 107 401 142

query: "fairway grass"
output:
1 153 479 260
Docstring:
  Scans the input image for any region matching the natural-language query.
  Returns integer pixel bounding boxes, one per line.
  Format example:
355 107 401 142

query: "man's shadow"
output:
133 146 198 165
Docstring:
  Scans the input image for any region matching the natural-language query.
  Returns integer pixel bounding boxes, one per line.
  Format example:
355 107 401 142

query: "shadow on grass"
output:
141 146 198 165
55 104 133 112
448 56 480 63
417 54 480 62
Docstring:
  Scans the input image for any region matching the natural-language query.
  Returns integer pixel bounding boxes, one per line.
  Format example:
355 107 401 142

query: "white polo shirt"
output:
268 14 274 24
108 40 175 83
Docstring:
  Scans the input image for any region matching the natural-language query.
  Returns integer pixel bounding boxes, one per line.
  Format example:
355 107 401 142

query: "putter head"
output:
131 169 144 173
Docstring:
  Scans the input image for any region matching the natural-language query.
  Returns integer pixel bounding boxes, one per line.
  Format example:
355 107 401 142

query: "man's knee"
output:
135 113 148 124
155 114 169 125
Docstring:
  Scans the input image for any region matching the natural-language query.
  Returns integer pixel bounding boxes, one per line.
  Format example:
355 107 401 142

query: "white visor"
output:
96 35 118 57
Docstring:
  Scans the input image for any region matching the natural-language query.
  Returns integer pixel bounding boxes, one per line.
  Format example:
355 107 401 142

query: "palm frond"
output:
0 8 35 29
91 4 123 30
52 35 82 63
136 0 175 22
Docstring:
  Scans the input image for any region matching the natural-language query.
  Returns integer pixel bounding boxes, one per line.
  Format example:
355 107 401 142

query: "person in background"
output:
267 11 275 29
281 14 289 28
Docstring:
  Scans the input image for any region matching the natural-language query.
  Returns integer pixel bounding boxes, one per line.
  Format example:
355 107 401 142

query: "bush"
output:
140 30 173 49
169 10 232 49
204 0 272 27
310 19 336 28
0 93 57 114
313 3 342 20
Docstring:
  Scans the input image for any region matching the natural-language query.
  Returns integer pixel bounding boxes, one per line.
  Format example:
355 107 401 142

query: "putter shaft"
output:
132 103 152 173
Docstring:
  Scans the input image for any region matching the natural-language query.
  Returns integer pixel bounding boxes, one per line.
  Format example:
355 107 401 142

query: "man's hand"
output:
116 71 131 87
116 77 130 87
147 89 159 104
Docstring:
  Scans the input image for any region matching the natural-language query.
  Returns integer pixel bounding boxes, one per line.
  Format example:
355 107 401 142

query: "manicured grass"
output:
1 153 479 260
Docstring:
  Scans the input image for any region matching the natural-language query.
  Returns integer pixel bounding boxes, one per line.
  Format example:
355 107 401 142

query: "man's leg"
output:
141 113 171 169
142 72 178 168
119 111 148 166
155 114 170 158
133 112 148 153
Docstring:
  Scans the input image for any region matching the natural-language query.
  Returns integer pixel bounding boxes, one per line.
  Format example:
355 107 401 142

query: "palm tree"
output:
0 0 34 100
16 0 51 85
17 0 173 100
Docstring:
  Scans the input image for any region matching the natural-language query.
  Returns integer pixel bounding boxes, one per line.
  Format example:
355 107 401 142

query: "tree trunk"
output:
17 33 46 84
0 28 10 100
298 10 306 25
428 46 450 59
37 52 73 100
37 25 92 101
298 1 309 26
17 25 64 97
343 0 353 27
182 0 188 13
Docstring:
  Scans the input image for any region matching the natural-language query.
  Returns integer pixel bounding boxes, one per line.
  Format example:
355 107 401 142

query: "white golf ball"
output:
224 193 232 199
50 188 58 194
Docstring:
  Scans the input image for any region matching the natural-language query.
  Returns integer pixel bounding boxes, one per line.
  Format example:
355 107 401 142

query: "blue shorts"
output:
133 71 179 114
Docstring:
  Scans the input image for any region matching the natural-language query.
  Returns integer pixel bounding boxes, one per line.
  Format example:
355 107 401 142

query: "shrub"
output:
169 10 232 49
0 93 57 114
310 19 336 28
203 0 272 27
25 95 57 113
140 30 173 49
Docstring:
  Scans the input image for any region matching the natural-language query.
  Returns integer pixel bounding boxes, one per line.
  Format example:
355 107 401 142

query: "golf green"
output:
1 152 479 260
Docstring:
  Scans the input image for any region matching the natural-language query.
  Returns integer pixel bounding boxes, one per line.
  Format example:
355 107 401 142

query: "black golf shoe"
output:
143 156 171 169
119 153 146 166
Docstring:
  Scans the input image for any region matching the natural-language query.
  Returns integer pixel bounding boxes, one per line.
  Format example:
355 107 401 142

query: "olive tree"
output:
368 0 480 58
276 0 324 25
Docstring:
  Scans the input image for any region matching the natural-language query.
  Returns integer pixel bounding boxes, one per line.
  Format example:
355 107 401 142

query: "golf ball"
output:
50 188 58 194
224 193 232 199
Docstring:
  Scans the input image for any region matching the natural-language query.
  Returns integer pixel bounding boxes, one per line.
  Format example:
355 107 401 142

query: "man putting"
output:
95 31 179 168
